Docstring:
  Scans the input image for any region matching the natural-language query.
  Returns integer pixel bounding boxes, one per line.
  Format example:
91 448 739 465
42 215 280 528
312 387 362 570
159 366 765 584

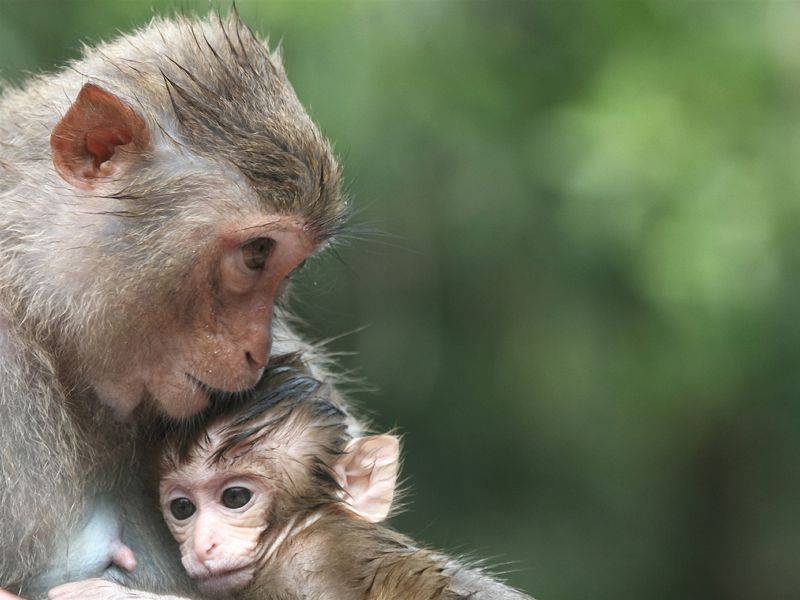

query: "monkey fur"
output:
0 11 354 598
156 355 533 600
0 11 529 600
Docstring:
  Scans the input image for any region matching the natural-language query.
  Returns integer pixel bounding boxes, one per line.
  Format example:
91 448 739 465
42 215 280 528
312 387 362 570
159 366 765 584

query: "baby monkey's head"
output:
158 359 399 597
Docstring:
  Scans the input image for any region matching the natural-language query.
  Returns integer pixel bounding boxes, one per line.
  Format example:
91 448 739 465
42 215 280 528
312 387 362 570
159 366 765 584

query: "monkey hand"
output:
48 579 128 600
48 579 191 600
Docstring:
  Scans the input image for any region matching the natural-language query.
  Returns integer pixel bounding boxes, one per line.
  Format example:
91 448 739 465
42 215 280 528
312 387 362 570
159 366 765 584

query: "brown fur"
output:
1 11 527 599
243 511 461 600
162 359 531 600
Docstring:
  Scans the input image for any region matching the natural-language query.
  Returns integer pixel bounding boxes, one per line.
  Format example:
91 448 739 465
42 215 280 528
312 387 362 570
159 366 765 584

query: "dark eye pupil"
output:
170 497 196 520
222 486 252 509
242 237 275 270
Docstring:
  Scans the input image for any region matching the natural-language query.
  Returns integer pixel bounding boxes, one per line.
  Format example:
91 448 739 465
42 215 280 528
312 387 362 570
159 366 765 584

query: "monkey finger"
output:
47 578 125 600
0 589 25 600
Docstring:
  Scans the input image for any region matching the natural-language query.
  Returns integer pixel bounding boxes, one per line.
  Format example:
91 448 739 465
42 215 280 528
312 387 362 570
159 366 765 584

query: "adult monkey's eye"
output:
170 497 196 520
221 486 253 509
241 237 275 270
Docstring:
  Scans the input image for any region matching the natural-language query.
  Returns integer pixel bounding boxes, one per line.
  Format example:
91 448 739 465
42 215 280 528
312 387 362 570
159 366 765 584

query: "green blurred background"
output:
3 1 800 598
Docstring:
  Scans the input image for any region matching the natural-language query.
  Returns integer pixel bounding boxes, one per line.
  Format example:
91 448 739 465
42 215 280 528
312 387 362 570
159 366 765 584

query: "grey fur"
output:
0 11 349 598
0 11 346 362
0 10 527 600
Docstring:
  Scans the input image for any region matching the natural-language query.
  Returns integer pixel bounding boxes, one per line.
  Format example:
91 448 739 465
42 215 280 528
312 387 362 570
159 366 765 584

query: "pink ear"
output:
334 435 400 523
51 83 150 189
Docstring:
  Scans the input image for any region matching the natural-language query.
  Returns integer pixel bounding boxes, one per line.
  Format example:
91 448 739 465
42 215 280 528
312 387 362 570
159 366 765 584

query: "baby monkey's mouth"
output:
194 564 256 595
198 565 247 579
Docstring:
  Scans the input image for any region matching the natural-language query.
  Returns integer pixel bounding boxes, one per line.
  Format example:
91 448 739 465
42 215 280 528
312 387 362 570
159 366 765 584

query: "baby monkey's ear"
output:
334 435 400 523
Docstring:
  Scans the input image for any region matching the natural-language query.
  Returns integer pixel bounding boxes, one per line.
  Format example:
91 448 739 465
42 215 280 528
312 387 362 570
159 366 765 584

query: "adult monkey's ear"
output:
334 435 400 523
51 83 150 189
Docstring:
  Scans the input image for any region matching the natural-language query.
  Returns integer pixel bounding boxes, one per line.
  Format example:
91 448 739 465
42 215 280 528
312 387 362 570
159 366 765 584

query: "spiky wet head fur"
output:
158 358 485 600
0 11 348 412
160 354 351 518
158 355 367 598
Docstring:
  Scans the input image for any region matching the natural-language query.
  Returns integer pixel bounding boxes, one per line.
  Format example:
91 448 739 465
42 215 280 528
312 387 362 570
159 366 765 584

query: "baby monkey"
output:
157 359 470 600
49 358 530 600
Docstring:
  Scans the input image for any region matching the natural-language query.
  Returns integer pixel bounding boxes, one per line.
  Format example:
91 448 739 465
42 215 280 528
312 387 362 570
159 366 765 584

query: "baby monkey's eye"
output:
221 486 252 509
241 237 275 270
170 497 196 520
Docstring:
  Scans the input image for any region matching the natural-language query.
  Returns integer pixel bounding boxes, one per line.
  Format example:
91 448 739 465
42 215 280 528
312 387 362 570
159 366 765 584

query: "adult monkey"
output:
0 11 527 600
0 11 354 599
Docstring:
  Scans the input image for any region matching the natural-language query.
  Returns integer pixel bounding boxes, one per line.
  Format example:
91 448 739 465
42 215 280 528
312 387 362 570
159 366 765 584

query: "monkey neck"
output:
243 509 456 600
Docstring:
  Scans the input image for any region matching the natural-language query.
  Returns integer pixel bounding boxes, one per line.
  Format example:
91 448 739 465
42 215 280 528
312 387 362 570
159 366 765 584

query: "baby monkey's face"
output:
159 403 400 598
160 454 270 596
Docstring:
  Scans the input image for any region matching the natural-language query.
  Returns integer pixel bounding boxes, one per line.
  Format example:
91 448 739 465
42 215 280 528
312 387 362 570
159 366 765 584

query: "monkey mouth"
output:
185 371 262 397
185 373 218 395
194 564 255 595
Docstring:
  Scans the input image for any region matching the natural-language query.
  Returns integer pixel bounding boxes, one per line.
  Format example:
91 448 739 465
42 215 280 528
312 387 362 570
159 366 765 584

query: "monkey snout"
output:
240 350 267 388
242 332 271 381
245 350 266 372
192 536 219 564
244 326 271 363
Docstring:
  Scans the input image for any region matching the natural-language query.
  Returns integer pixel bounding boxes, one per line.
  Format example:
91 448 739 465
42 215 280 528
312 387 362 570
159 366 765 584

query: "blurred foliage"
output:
3 1 800 598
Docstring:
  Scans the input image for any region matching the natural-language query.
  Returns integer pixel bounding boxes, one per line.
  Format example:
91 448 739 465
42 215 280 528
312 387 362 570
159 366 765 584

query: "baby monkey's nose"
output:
196 540 218 563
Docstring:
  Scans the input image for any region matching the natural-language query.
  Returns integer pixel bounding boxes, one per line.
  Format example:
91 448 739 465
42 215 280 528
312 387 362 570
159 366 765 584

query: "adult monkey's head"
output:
10 13 346 419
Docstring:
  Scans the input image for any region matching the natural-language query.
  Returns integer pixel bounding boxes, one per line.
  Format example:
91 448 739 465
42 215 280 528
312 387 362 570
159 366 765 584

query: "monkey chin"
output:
93 371 212 421
153 379 212 420
194 565 256 597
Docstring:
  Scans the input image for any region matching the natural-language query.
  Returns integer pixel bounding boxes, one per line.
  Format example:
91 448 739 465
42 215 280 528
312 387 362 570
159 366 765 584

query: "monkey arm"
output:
361 545 534 599
343 521 535 600
47 579 189 600
0 324 201 599
0 324 88 589
245 511 533 600
446 562 534 600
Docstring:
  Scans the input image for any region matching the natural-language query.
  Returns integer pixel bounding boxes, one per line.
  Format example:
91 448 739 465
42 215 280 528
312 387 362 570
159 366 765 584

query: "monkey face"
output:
88 212 316 420
49 77 345 420
159 395 401 598
160 465 270 597
178 215 314 388
137 215 315 419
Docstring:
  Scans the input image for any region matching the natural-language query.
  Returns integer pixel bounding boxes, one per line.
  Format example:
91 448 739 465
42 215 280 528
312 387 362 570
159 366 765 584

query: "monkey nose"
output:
243 335 271 377
196 540 218 562
245 350 266 371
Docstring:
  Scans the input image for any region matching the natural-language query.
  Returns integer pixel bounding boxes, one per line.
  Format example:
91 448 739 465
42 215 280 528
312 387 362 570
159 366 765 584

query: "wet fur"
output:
164 359 531 600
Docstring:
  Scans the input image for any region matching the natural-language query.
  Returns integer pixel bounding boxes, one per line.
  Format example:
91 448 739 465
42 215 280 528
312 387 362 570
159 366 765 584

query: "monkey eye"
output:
221 486 253 509
241 237 275 270
170 497 196 521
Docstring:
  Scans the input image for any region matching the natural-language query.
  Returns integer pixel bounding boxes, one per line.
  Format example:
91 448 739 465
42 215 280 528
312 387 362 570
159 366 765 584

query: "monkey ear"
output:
51 83 150 189
334 435 400 523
